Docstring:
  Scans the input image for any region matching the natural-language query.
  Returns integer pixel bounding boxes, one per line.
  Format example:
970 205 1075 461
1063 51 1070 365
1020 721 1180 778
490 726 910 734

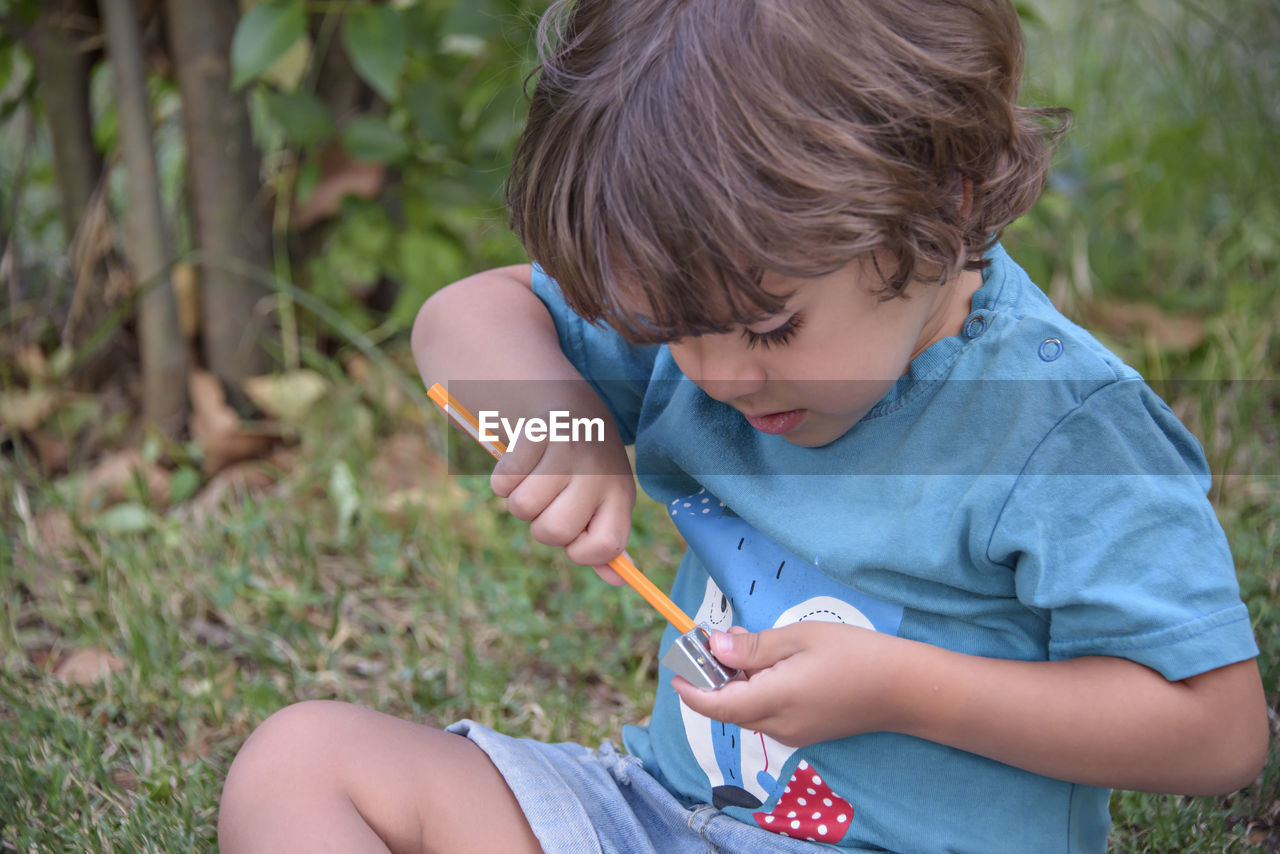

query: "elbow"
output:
1193 742 1267 797
1217 711 1270 794
411 285 451 359
412 281 472 379
1186 686 1271 796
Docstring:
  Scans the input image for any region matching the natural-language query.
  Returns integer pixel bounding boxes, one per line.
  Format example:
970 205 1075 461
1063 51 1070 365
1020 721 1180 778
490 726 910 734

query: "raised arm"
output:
414 265 575 399
412 266 637 576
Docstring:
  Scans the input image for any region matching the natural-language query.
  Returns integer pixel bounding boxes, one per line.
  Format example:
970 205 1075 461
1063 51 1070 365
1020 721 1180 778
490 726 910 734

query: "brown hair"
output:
507 0 1071 343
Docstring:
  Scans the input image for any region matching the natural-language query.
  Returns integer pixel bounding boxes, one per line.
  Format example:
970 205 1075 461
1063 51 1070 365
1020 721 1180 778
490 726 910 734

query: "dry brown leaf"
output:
54 647 125 685
17 345 49 381
346 353 373 384
368 431 445 493
1082 299 1206 352
13 506 80 600
28 506 78 560
242 370 328 423
190 457 282 514
65 182 118 339
0 388 61 432
190 369 276 475
110 767 139 792
77 448 171 508
28 430 70 471
374 434 461 518
293 143 386 230
28 647 56 670
346 353 407 415
104 263 134 303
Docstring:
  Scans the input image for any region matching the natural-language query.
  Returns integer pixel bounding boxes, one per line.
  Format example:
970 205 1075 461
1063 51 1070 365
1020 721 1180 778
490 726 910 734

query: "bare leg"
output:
218 701 543 854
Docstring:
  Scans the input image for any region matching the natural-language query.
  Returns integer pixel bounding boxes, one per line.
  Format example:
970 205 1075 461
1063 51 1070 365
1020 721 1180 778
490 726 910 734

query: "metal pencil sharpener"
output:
662 625 738 690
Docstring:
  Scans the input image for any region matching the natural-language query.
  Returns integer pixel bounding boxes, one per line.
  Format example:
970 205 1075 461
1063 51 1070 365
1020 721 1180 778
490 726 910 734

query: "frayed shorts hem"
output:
446 720 829 853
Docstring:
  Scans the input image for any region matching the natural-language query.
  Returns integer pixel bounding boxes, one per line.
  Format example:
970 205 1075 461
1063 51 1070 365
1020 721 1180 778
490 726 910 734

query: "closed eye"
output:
742 313 805 350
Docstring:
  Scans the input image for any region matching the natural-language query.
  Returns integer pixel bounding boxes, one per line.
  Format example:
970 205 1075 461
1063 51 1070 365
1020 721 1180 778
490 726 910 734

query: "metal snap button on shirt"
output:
963 315 987 339
1039 337 1064 361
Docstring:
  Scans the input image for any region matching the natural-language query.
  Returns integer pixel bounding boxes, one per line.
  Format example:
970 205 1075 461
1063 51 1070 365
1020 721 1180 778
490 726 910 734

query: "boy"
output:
218 0 1267 851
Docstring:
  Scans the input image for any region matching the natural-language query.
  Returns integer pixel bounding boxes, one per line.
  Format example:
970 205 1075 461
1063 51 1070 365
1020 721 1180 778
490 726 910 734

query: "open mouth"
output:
743 409 805 435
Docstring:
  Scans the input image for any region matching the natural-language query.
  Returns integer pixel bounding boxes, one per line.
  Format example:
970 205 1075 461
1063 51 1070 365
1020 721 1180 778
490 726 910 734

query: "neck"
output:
909 269 984 363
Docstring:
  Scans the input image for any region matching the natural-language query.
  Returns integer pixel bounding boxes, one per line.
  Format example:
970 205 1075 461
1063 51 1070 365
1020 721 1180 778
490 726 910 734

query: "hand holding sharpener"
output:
662 625 737 690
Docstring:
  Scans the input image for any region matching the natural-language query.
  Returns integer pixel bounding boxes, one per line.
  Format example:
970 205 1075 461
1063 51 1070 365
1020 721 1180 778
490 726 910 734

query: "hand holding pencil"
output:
427 383 695 634
427 383 736 688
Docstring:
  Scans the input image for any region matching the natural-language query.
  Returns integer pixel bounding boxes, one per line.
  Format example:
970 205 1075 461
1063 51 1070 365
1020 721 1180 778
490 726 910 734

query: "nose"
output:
669 336 766 404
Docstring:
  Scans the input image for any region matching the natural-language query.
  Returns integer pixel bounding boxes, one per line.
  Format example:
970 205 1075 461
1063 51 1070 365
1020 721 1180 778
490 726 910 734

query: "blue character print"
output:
667 488 904 814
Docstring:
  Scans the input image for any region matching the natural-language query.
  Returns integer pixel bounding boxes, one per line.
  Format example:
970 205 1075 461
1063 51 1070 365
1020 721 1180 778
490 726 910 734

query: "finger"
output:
488 440 545 498
502 471 570 524
591 564 627 586
562 488 631 568
526 480 596 547
671 674 774 729
707 627 805 671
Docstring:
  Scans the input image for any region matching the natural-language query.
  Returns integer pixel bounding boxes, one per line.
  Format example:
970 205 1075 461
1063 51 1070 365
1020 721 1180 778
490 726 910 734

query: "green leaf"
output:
390 231 468 328
90 503 152 534
6 0 40 30
94 98 119 153
440 0 506 41
341 5 406 102
168 466 203 505
328 461 360 545
405 77 458 146
1013 1 1042 25
231 1 308 90
262 90 334 146
0 42 14 97
341 116 410 164
401 3 438 52
472 89 523 153
396 230 467 290
295 157 321 205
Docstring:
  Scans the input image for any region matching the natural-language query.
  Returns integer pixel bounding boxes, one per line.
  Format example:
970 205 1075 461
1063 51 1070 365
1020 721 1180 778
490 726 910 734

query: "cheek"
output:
809 377 896 417
801 316 919 385
785 331 906 387
667 341 695 376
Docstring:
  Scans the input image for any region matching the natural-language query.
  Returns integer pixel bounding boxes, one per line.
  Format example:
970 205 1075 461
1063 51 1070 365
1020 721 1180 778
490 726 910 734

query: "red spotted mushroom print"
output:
752 760 852 843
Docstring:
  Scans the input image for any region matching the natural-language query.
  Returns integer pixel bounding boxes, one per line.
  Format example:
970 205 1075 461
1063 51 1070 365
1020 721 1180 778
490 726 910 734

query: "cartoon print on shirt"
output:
678 576 881 810
667 488 904 836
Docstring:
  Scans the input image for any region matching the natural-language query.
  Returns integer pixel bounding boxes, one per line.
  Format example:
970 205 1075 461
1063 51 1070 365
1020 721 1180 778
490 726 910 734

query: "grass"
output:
1 389 685 850
2 0 1278 851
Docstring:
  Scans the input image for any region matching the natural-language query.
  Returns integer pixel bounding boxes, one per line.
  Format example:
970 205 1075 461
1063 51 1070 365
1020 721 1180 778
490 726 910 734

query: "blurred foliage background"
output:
1 0 1278 850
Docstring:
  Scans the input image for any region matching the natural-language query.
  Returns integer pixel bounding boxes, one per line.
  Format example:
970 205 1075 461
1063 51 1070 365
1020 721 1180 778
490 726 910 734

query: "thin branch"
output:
3 107 36 332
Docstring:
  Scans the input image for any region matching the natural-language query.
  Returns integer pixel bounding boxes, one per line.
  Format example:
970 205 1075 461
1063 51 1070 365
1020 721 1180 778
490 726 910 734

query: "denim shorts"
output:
447 720 830 853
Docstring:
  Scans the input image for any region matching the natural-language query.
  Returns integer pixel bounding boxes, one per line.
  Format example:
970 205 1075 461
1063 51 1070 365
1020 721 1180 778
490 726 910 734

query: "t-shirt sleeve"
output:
530 264 659 445
988 379 1258 681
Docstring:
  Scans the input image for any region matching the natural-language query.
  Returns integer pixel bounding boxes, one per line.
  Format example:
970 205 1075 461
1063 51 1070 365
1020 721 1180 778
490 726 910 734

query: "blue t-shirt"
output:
530 246 1258 853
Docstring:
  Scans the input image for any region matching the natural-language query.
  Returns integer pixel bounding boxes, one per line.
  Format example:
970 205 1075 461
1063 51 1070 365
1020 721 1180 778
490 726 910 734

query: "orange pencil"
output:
427 383 697 635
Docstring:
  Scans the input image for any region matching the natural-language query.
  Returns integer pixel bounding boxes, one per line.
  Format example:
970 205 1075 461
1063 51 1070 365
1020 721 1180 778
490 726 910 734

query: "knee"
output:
227 701 343 778
218 701 351 836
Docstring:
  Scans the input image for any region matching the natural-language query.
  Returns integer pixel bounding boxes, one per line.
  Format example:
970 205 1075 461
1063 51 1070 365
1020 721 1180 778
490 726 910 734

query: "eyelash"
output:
743 313 805 350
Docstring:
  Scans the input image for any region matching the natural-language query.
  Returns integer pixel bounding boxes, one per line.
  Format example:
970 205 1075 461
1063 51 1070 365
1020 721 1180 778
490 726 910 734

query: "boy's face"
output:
664 258 982 447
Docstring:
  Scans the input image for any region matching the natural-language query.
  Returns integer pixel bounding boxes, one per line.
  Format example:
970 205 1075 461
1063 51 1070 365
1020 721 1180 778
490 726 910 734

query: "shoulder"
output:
968 245 1137 390
942 247 1212 478
531 263 663 381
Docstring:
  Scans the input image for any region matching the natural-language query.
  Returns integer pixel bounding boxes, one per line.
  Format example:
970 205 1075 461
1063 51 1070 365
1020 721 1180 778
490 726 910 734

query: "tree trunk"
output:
28 0 102 243
165 0 273 412
100 0 187 435
28 0 127 384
